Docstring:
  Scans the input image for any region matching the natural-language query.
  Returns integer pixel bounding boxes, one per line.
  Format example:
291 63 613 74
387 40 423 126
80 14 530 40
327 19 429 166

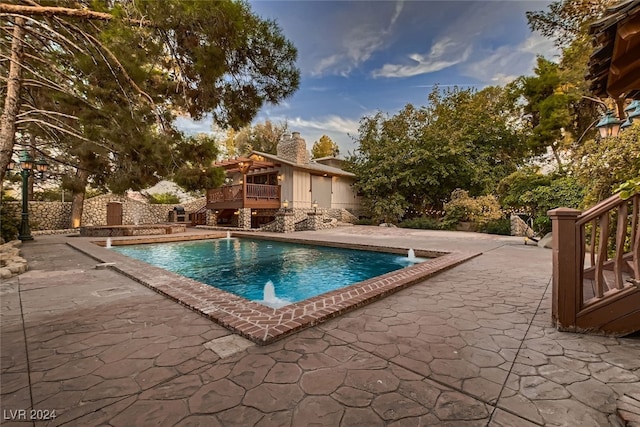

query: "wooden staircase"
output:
548 192 640 336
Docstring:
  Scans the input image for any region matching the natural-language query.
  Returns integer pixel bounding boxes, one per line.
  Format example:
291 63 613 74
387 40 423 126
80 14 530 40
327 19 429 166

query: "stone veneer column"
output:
238 208 252 229
274 211 295 233
307 212 323 230
206 210 217 226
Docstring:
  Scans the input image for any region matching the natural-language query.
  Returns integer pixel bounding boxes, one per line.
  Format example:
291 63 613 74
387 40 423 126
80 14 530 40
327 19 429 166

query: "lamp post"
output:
10 150 49 241
18 150 34 241
312 200 318 214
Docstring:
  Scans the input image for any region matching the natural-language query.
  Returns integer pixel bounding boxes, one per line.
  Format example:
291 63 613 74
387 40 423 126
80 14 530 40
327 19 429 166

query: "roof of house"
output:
251 151 355 178
587 0 640 99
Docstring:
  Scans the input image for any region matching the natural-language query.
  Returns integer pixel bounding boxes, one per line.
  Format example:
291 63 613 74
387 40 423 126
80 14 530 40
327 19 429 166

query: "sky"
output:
175 0 559 156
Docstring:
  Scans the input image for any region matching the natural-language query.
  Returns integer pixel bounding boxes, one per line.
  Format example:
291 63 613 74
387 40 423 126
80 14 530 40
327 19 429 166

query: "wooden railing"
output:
207 185 244 203
245 183 280 200
206 184 281 208
549 193 640 335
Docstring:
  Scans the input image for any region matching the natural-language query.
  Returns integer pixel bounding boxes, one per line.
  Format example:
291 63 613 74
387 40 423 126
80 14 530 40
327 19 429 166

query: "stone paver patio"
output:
1 227 638 426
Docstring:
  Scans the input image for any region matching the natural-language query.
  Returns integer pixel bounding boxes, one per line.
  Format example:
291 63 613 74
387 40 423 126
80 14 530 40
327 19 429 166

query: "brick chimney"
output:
276 131 309 164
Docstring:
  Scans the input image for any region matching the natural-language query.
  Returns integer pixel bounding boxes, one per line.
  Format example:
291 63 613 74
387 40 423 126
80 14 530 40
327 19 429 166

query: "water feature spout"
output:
106 237 112 248
262 280 289 308
264 280 277 302
407 248 416 261
226 231 231 239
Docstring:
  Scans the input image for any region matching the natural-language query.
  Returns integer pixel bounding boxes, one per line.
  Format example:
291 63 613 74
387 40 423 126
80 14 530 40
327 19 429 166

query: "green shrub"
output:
1 192 19 242
479 218 511 235
148 192 180 204
497 170 584 235
354 218 375 225
399 216 443 230
442 189 502 229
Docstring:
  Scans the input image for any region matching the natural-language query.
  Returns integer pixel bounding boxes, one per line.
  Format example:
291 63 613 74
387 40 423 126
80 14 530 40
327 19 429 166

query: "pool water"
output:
111 238 426 307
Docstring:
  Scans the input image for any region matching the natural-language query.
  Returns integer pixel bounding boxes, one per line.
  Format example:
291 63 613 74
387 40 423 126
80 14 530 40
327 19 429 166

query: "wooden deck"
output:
206 183 281 210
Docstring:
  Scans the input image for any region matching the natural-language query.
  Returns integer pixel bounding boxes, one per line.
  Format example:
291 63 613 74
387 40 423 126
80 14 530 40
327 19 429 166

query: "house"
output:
205 132 361 228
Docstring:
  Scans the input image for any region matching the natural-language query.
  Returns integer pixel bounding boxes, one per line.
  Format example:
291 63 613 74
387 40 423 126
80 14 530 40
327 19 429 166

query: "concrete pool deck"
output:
1 226 639 426
70 231 479 345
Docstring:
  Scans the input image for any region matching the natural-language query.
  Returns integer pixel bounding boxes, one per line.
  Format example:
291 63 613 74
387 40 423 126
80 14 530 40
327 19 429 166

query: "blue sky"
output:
176 0 558 155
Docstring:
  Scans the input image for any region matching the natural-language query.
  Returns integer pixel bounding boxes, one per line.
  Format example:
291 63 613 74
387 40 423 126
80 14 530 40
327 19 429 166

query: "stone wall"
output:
260 208 339 232
3 201 72 231
261 212 296 233
296 213 338 231
4 195 206 231
4 196 350 233
81 194 206 226
510 214 536 237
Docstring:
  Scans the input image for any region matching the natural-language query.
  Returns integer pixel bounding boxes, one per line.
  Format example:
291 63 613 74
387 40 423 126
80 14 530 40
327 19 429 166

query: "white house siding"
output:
291 168 311 208
278 164 294 206
331 176 361 210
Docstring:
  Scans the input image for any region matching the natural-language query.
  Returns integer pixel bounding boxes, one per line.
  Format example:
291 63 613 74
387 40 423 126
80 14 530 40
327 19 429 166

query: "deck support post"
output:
206 210 217 226
238 208 252 229
548 208 581 331
275 211 295 233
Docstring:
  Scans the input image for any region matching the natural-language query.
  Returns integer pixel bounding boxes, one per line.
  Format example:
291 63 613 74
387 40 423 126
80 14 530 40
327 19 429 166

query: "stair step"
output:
618 392 640 426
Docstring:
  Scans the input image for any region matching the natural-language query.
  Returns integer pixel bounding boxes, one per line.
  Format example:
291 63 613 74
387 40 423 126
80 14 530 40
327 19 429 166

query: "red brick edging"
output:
69 238 480 345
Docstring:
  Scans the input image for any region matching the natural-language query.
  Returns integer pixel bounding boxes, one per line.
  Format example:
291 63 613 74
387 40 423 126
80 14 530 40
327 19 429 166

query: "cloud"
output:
311 1 405 77
174 115 212 135
286 115 360 135
372 38 472 78
259 114 362 154
461 32 559 85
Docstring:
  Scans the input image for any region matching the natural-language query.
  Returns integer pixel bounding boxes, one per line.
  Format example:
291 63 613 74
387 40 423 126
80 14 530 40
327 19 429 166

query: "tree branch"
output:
0 4 151 26
15 118 119 153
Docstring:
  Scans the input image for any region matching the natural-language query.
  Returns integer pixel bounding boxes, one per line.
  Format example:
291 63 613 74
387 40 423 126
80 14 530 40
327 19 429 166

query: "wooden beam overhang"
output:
587 0 640 99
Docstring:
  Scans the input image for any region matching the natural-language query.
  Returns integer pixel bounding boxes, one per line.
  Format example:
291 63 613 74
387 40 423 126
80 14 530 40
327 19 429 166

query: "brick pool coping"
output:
68 234 481 345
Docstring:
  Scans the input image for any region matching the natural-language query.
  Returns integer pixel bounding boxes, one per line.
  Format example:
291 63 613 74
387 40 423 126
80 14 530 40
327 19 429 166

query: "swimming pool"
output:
111 237 426 307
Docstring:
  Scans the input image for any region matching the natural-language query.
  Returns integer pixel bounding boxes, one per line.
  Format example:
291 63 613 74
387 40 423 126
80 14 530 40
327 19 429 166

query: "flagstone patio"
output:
1 227 638 426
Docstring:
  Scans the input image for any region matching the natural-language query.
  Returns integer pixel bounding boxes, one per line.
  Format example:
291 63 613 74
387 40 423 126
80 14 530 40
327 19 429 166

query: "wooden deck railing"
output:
245 183 280 200
548 193 640 335
207 185 244 204
206 184 281 208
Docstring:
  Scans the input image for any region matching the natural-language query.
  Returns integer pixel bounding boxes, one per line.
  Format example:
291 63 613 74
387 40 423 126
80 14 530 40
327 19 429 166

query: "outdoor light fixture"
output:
621 100 639 130
595 110 623 139
7 150 49 241
35 157 49 178
16 150 35 241
19 150 34 171
312 200 318 213
282 199 289 210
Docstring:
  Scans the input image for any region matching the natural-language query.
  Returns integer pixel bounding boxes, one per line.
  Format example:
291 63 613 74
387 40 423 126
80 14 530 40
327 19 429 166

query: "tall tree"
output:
526 0 617 48
0 0 300 225
347 86 527 221
233 120 288 155
311 135 339 158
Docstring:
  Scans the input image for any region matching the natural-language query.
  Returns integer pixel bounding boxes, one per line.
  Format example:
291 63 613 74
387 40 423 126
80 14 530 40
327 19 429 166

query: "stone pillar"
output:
307 212 323 231
238 208 252 229
275 211 295 233
548 208 581 332
206 210 217 226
